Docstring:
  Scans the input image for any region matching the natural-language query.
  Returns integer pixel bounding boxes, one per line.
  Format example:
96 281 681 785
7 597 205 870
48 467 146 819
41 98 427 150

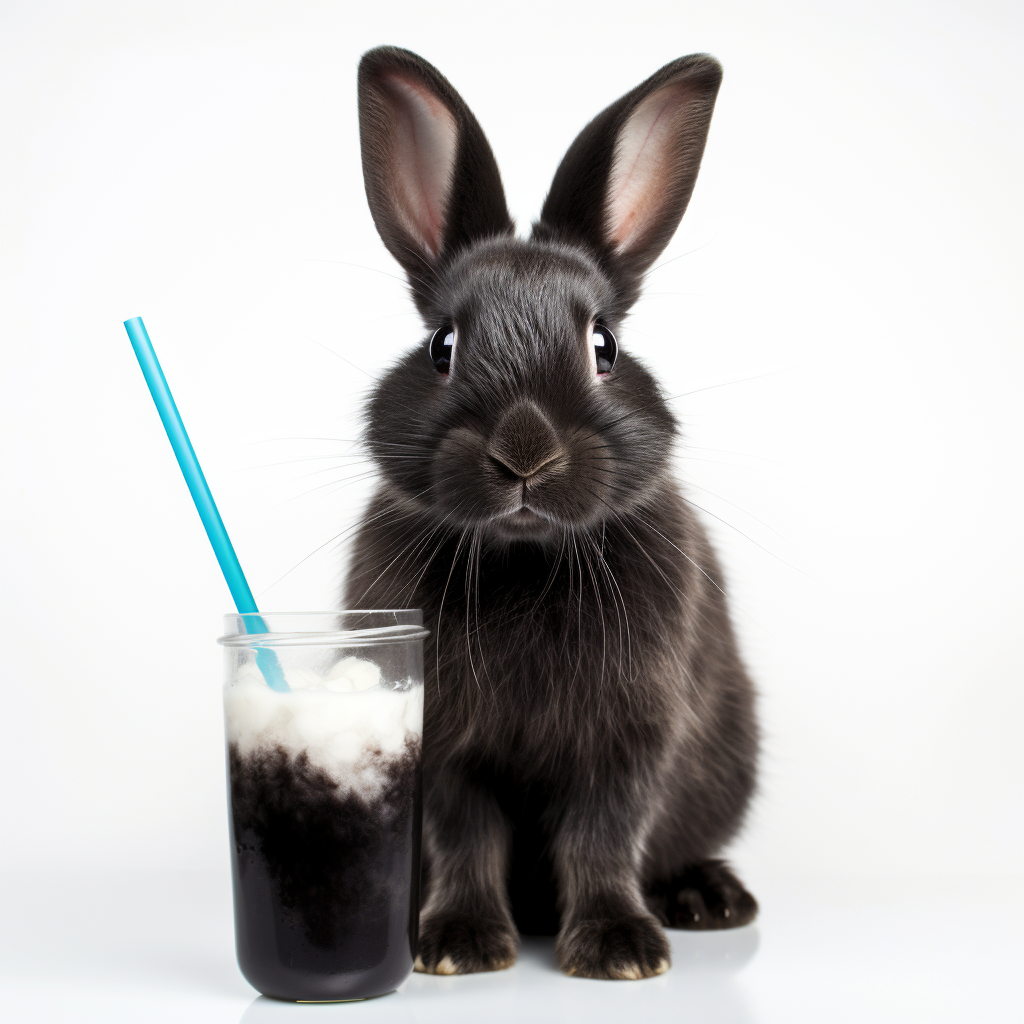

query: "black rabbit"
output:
344 46 759 981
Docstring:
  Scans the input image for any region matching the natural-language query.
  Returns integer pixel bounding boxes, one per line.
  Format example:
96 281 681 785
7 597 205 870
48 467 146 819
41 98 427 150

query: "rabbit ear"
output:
534 55 722 308
358 47 514 305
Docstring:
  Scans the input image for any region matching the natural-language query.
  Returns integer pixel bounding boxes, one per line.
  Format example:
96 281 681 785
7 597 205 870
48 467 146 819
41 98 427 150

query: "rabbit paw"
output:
557 913 670 980
660 860 758 930
414 912 518 975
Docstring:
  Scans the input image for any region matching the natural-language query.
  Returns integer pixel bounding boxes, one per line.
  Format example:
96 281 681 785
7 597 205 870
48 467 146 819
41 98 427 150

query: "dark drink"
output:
220 614 427 1001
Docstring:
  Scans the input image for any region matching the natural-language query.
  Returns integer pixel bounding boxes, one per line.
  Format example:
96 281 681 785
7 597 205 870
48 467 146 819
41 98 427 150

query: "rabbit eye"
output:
592 324 617 374
429 323 456 374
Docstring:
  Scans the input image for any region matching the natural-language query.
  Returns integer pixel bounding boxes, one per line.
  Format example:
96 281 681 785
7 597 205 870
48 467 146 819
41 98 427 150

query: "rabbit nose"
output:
487 401 565 481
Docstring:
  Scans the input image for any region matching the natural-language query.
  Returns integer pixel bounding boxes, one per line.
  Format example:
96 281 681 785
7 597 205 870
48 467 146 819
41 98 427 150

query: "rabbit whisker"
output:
255 495 417 601
304 335 380 380
435 525 474 698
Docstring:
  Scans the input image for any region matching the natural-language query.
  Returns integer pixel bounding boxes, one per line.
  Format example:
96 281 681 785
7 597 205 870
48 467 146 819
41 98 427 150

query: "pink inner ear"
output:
606 80 698 255
381 74 458 258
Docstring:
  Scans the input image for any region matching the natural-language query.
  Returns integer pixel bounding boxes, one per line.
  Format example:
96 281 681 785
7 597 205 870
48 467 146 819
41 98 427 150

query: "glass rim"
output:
217 610 429 649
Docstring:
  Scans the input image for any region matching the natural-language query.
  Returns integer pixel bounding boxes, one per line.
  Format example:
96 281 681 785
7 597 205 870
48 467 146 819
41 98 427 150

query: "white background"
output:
1 0 1021 1018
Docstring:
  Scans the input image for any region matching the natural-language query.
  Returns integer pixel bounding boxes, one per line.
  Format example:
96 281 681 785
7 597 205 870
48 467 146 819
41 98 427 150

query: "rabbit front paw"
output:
414 912 519 975
557 913 670 980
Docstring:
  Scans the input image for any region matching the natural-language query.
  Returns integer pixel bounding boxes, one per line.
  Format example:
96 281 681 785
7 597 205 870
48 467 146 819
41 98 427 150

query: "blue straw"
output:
125 316 289 692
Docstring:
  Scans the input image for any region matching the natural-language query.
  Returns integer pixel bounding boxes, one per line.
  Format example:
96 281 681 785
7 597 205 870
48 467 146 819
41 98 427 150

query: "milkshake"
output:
220 613 427 1002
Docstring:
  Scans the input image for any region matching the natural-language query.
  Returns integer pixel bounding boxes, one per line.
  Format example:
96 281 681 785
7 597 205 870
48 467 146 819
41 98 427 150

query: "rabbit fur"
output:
344 45 759 981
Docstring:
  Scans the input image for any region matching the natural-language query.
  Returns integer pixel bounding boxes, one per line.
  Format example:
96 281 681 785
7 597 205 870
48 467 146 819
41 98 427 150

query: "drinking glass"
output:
219 611 427 1002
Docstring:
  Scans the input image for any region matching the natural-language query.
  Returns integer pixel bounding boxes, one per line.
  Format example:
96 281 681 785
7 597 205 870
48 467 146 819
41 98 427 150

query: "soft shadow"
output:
237 928 761 1023
516 935 559 971
671 924 761 973
511 928 760 976
240 992 413 1024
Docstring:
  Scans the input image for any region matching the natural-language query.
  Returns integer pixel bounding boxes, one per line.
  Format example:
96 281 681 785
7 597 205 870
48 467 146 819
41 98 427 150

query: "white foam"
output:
224 656 423 801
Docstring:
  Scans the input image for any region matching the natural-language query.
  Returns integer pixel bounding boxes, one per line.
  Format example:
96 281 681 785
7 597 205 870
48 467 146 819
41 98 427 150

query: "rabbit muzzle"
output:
487 401 566 483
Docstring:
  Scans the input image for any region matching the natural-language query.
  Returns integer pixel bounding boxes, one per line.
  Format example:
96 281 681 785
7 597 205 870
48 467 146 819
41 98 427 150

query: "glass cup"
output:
218 611 428 1002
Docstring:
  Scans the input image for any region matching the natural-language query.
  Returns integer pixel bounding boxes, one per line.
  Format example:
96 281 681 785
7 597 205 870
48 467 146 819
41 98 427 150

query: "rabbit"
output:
343 45 759 981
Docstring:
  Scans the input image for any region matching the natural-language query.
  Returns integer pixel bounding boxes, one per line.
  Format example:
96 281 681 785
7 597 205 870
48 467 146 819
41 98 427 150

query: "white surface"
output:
1 2 1022 1016
1 870 1020 1023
